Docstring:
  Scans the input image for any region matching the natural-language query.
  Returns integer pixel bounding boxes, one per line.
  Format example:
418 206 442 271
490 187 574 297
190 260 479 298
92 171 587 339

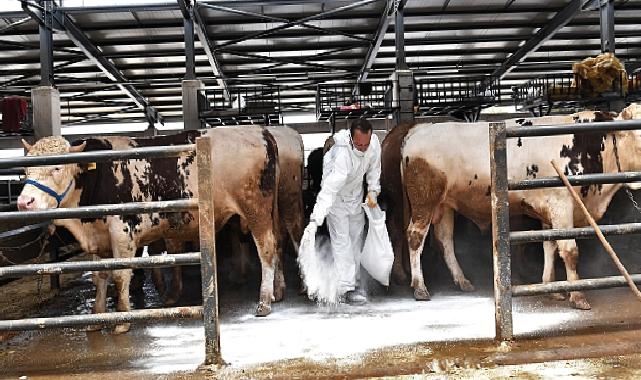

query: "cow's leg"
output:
403 157 447 301
433 206 474 292
556 238 590 310
273 242 285 303
251 225 278 317
109 223 137 334
87 269 109 332
229 229 252 285
131 247 146 293
163 239 184 306
542 240 566 301
407 218 431 300
147 240 167 298
549 209 590 310
389 211 409 285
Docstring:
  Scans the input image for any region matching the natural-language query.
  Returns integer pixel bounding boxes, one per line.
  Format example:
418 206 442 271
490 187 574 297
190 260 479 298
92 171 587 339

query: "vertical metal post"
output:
489 121 513 341
394 3 408 71
39 0 54 87
184 7 196 80
600 0 615 53
196 136 221 365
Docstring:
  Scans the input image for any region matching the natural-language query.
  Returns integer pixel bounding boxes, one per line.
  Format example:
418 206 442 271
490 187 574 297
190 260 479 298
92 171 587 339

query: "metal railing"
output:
315 81 394 121
513 72 641 112
0 137 222 365
199 85 282 126
489 118 641 341
416 76 501 108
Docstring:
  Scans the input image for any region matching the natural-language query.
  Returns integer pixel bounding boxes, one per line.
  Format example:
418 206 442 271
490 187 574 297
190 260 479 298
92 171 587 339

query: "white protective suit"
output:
310 129 382 294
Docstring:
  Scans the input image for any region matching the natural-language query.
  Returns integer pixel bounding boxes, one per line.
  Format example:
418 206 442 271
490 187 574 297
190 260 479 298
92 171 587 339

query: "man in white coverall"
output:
304 119 381 305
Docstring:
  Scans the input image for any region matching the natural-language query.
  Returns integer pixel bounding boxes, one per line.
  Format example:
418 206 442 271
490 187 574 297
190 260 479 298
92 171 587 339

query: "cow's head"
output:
17 137 86 211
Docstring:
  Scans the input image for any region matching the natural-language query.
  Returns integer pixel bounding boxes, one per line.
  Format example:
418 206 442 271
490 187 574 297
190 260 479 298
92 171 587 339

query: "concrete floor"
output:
2 267 641 379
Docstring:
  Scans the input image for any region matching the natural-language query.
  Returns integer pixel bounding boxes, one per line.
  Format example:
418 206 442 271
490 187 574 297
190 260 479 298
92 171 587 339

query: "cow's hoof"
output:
255 302 272 317
457 279 475 292
85 324 104 332
549 292 567 301
570 294 591 310
414 287 431 301
112 323 131 335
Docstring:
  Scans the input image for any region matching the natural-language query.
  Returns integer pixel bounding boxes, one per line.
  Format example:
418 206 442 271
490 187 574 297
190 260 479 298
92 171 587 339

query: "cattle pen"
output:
0 137 224 365
5 0 641 378
490 117 641 340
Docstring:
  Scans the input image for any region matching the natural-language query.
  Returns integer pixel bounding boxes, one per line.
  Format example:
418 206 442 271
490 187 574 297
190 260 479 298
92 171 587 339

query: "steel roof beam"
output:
491 0 590 79
193 3 229 99
199 2 372 43
21 1 163 126
211 0 379 51
356 0 394 84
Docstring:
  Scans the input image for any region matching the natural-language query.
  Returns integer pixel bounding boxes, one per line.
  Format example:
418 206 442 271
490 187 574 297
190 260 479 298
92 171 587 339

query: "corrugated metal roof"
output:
0 0 639 126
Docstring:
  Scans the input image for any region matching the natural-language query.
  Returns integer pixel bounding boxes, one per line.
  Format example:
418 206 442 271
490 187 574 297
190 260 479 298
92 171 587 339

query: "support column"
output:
600 0 615 53
31 86 61 139
32 0 60 138
182 79 204 130
392 1 414 124
392 70 415 124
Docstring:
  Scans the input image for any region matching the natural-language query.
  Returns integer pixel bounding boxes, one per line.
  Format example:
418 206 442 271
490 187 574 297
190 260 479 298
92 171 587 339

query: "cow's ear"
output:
21 139 33 153
70 141 86 153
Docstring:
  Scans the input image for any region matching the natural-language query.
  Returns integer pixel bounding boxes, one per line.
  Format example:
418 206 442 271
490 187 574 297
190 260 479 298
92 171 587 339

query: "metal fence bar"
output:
509 172 641 190
506 118 641 138
510 223 641 244
0 253 201 278
0 199 197 222
490 121 513 341
0 221 49 239
0 306 203 331
0 144 196 169
196 135 222 365
513 274 641 297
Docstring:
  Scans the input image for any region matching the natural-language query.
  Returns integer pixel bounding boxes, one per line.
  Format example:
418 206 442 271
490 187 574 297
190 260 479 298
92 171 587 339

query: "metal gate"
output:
490 118 641 340
0 136 222 365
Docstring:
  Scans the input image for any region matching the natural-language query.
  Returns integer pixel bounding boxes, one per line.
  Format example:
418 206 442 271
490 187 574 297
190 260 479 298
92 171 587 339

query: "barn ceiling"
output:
0 0 639 126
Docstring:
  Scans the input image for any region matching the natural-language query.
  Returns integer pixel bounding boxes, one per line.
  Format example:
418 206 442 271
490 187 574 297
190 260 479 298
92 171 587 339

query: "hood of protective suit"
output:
333 129 377 159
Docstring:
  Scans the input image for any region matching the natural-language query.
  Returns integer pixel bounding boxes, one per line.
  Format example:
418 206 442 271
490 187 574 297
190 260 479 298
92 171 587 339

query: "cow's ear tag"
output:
87 162 96 170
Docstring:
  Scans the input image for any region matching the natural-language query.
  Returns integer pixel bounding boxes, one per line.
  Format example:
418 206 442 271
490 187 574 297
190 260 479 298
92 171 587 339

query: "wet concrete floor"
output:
3 267 641 379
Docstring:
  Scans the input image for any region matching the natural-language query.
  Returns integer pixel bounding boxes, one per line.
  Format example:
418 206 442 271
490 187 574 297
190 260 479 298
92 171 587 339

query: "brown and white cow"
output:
398 105 641 309
17 127 282 333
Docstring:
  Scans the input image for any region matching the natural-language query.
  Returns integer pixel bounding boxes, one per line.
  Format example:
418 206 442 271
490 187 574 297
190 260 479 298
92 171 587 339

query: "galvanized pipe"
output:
510 222 641 244
0 306 203 331
0 252 201 279
513 274 641 297
509 171 641 190
0 221 50 240
196 135 222 365
0 144 195 170
0 199 197 222
506 119 641 138
489 121 513 341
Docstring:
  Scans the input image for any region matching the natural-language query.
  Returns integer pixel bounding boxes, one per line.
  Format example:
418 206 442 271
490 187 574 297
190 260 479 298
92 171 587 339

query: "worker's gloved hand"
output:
366 191 378 208
301 221 318 247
